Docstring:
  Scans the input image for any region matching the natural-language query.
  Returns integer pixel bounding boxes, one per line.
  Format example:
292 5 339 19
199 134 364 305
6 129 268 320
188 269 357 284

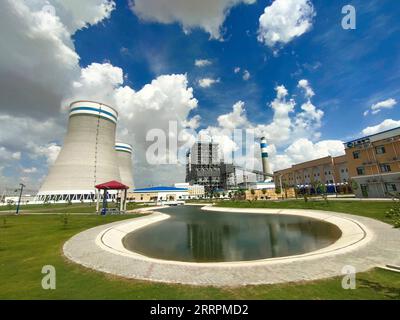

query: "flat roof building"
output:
274 155 349 192
128 186 189 203
344 126 400 198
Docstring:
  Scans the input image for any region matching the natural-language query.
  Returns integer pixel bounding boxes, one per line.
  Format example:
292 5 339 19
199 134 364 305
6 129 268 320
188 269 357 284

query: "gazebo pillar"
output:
96 189 100 214
124 189 127 211
119 190 123 212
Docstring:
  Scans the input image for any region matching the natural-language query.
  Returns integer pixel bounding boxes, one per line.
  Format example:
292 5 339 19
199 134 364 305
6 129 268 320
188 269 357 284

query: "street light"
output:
15 183 25 215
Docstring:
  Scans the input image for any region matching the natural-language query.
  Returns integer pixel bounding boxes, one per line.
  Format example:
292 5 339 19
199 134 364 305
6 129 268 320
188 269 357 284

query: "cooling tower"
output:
260 137 272 181
36 100 121 202
115 142 134 189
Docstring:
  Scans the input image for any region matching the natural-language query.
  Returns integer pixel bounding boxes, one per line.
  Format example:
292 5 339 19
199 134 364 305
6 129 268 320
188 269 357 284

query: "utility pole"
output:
16 183 25 215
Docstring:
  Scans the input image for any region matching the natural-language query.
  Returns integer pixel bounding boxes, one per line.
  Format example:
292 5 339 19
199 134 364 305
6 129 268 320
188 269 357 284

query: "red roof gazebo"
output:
95 180 129 190
95 180 129 214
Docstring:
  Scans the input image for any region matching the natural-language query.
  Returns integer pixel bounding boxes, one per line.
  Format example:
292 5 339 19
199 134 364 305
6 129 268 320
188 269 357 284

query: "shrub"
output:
385 197 400 228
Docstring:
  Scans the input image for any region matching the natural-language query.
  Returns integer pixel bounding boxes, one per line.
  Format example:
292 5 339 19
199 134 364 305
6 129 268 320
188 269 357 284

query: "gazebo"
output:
95 180 129 214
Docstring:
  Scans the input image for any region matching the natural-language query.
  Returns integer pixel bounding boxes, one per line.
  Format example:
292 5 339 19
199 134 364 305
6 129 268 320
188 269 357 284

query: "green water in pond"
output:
123 206 342 262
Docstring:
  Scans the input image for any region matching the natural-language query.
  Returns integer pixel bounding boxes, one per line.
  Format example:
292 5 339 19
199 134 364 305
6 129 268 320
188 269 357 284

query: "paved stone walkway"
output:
63 207 400 286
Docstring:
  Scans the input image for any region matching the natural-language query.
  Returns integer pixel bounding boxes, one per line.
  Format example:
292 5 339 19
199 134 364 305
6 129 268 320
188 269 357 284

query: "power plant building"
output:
36 101 123 203
115 142 135 189
186 142 235 193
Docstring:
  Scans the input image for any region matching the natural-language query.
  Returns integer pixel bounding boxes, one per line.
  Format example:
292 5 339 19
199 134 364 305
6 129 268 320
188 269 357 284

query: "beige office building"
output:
274 155 349 192
344 126 400 198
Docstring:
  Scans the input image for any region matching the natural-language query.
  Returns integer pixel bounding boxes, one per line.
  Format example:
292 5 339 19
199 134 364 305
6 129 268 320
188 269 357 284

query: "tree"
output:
316 182 328 203
351 180 359 193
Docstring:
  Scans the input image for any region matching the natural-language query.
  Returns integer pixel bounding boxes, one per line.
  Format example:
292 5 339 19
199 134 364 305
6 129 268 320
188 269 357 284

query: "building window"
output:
356 167 365 175
386 184 397 192
353 151 360 159
380 164 391 173
375 145 386 155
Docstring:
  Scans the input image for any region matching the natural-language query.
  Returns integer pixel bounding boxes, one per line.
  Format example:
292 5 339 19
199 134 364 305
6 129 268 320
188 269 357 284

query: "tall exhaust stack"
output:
115 142 134 189
260 137 272 181
36 100 121 202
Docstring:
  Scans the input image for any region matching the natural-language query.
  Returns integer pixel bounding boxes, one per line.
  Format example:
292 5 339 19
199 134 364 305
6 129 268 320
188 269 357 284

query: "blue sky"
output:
73 0 400 142
1 0 400 190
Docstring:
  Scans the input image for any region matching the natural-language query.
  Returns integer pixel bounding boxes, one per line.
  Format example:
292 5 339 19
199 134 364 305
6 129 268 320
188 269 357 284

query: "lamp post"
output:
16 183 25 215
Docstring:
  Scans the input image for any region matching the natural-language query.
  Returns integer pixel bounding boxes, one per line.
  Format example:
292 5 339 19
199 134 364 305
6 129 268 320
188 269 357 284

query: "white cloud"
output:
0 147 21 162
243 70 251 81
65 62 124 107
31 143 62 165
22 167 38 174
234 67 241 73
217 101 249 129
297 79 315 98
195 59 212 67
265 138 344 171
182 115 201 130
362 119 400 136
129 0 256 40
255 85 296 145
51 0 115 33
0 0 116 118
368 98 397 115
258 0 315 48
198 78 220 88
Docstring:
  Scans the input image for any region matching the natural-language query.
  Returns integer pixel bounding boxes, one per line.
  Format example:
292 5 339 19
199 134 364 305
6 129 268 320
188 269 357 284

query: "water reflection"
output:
123 206 342 262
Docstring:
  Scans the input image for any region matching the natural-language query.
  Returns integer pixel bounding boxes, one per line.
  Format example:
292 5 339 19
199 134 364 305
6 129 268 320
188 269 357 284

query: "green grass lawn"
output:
0 206 399 300
215 199 398 225
0 202 145 214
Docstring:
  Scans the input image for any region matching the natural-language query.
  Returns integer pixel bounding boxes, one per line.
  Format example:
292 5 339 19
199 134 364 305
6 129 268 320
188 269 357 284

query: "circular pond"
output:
122 206 342 262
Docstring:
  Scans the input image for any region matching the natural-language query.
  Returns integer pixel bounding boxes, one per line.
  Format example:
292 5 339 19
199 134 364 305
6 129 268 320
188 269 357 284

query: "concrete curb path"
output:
63 207 400 286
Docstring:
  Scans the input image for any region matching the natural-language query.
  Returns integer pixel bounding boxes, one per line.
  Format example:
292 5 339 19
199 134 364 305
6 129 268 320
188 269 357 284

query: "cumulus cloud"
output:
258 0 315 48
234 67 241 74
364 98 397 116
65 62 124 108
196 81 335 174
198 78 220 88
217 101 249 129
129 0 256 39
195 59 212 67
297 79 315 98
0 1 202 188
256 85 296 144
362 119 400 136
182 115 201 130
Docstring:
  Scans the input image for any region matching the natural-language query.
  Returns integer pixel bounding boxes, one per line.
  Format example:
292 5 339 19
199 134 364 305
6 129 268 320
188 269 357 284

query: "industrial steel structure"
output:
115 142 135 189
36 100 121 203
185 139 274 193
185 142 235 192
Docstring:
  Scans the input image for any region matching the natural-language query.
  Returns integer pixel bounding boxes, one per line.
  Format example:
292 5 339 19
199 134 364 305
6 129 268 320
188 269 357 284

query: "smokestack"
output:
260 137 272 181
36 100 121 203
115 142 134 189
